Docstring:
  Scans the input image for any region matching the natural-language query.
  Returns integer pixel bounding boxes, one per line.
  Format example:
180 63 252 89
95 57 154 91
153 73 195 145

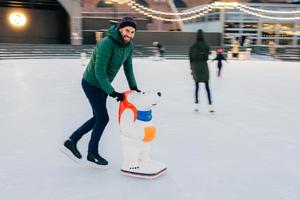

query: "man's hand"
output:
130 86 141 93
110 91 124 102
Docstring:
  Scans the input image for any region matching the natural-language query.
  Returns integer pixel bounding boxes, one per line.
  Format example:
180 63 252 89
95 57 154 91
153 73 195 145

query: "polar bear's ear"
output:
118 98 138 124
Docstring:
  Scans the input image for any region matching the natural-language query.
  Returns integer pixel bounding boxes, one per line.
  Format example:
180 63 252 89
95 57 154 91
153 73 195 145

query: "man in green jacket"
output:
62 17 140 168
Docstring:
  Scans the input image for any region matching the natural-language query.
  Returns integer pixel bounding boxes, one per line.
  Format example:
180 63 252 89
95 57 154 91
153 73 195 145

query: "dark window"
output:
224 22 240 29
174 0 187 8
242 23 258 29
97 0 114 8
279 39 293 45
208 13 220 21
137 0 149 7
0 0 61 9
249 0 262 3
242 30 257 34
225 30 239 33
262 31 276 37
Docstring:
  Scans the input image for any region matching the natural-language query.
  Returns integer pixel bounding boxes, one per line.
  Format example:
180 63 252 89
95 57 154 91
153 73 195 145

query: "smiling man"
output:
62 17 141 168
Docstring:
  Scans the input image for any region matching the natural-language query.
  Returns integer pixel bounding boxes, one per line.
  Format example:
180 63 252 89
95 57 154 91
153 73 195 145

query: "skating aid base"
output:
120 168 167 179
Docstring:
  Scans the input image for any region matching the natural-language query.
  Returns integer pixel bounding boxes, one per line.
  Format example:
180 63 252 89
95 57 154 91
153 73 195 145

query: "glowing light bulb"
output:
9 13 26 27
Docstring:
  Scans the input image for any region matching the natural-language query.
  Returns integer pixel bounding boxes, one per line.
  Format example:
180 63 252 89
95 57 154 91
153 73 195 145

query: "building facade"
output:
183 3 300 47
1 1 299 45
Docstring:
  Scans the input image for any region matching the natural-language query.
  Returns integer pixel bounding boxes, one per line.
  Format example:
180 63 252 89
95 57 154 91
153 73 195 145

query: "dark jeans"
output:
195 81 212 105
70 79 109 155
217 63 222 77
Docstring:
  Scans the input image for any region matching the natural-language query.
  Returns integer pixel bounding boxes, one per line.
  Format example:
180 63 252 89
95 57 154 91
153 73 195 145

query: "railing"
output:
251 45 300 61
0 43 222 60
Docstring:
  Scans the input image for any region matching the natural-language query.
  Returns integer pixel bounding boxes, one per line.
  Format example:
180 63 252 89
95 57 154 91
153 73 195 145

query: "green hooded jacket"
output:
83 25 137 95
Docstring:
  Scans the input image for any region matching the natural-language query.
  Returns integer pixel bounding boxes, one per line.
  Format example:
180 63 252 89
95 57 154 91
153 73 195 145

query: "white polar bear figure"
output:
118 90 167 179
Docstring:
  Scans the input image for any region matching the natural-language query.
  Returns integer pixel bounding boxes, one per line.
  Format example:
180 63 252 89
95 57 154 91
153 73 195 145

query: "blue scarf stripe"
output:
137 110 152 122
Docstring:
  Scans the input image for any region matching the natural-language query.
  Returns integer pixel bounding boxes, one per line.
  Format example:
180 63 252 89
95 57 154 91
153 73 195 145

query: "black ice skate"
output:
60 139 82 162
87 154 109 169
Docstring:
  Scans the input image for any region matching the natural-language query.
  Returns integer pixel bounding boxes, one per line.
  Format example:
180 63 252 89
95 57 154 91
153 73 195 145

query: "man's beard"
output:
121 34 132 44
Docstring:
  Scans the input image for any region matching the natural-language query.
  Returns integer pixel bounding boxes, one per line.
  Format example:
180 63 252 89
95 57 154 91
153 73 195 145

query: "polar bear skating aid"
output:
118 90 167 179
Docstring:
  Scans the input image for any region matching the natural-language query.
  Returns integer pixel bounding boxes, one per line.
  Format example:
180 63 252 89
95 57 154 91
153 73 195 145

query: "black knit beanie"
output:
118 16 137 30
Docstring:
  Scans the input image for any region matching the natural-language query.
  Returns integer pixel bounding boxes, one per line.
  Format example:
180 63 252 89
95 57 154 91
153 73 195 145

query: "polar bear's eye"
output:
142 92 145 94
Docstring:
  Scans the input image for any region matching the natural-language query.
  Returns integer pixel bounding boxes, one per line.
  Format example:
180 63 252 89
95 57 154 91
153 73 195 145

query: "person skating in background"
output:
212 48 227 77
157 42 165 57
268 40 276 58
152 41 165 58
231 39 240 59
61 16 140 168
189 29 214 113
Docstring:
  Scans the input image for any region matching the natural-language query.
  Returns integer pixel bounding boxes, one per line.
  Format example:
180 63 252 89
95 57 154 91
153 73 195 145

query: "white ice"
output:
0 58 299 200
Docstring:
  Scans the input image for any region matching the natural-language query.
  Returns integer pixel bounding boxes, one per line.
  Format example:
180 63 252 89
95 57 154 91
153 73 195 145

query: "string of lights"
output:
128 5 209 22
111 0 213 16
108 1 300 21
237 6 300 20
238 3 300 14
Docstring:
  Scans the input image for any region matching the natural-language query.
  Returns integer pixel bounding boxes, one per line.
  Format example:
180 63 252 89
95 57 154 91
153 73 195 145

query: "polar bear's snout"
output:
124 91 161 110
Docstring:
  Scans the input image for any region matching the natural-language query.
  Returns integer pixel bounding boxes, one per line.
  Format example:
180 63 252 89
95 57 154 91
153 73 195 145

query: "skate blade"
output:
59 146 81 163
120 168 167 179
86 161 109 170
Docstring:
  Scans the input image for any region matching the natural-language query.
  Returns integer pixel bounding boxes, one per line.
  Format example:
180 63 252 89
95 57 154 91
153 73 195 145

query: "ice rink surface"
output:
0 58 299 200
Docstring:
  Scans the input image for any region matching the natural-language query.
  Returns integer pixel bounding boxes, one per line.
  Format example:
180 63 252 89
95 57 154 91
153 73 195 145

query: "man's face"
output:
119 26 136 44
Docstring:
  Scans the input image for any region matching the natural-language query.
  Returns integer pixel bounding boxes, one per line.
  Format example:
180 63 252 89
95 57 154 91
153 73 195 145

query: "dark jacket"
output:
189 30 210 82
213 54 226 67
83 25 137 95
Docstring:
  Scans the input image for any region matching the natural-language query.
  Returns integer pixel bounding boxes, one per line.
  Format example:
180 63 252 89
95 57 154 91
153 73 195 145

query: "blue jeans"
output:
70 79 109 155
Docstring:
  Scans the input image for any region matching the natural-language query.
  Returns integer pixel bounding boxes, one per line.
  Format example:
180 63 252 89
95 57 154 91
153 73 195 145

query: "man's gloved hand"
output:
130 86 141 93
110 91 124 102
